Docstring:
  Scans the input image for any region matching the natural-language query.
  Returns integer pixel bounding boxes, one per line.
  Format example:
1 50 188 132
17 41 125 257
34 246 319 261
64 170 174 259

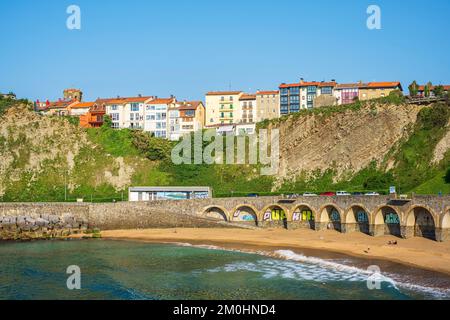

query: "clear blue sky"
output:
1 0 449 101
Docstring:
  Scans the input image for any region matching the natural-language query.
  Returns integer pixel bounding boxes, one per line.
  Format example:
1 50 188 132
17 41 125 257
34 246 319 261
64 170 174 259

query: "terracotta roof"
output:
366 82 401 88
256 90 279 95
418 85 450 91
176 101 203 110
122 96 154 103
279 81 336 88
239 94 256 101
206 91 243 96
71 102 95 109
48 100 77 109
148 98 176 105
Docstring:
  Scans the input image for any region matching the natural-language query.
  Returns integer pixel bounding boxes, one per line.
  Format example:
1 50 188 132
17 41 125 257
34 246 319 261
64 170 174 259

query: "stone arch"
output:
441 207 450 229
290 204 317 229
345 204 370 235
318 204 344 232
260 204 289 229
405 205 437 240
202 205 229 222
230 205 259 226
372 205 402 237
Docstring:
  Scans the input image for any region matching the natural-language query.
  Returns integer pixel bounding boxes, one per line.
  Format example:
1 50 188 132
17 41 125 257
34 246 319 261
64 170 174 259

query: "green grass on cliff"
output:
1 99 449 202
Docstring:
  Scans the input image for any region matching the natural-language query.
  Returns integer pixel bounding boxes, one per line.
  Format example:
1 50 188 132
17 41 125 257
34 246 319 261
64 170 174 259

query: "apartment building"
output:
256 90 279 122
143 97 176 138
205 91 244 126
279 79 336 115
168 101 205 141
238 94 256 124
104 96 154 129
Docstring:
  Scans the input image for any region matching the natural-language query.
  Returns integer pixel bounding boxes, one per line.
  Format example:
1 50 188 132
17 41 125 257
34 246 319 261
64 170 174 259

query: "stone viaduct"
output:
0 195 449 241
148 195 450 242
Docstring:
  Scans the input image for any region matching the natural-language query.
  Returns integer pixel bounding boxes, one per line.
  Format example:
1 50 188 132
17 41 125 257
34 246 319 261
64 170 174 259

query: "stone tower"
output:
63 88 83 101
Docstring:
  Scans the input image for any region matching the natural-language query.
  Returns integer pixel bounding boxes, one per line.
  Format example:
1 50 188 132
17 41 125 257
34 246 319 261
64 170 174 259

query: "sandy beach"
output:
97 228 450 276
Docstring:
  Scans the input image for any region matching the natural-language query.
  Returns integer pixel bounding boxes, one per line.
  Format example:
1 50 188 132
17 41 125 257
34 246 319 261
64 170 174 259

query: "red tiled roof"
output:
239 94 256 101
418 85 450 91
256 90 279 95
206 91 242 96
366 82 401 88
48 100 78 109
71 102 95 109
176 101 203 110
279 81 336 88
148 98 176 105
122 96 154 103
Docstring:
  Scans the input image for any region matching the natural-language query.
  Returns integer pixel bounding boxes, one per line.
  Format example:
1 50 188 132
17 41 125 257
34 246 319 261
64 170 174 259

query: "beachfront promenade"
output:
0 195 449 241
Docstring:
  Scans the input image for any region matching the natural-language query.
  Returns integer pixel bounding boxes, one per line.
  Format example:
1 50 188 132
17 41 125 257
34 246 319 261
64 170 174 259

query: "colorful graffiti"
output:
263 208 286 221
357 211 369 223
233 209 256 222
385 213 400 224
330 209 341 222
292 210 314 222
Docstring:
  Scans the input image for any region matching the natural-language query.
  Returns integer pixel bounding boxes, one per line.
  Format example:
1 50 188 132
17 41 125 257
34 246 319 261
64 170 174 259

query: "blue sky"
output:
1 0 449 101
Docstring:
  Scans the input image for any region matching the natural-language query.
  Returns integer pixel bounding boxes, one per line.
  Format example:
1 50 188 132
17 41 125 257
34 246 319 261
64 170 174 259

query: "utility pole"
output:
64 173 67 202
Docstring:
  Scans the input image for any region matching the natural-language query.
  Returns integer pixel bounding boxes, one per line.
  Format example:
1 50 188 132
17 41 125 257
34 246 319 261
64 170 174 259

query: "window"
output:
185 110 195 117
290 87 300 95
221 96 224 101
230 96 233 101
280 88 288 96
130 113 134 121
290 95 299 103
131 103 139 111
111 123 119 129
111 113 119 121
307 86 317 93
321 87 332 95
111 105 118 111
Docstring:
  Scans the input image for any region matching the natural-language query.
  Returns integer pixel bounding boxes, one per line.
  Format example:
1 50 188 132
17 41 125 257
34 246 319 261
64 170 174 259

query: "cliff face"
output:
0 105 138 200
271 103 425 186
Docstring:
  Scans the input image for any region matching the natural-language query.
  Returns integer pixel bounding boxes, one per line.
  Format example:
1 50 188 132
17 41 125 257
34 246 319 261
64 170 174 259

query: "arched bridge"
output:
150 195 450 242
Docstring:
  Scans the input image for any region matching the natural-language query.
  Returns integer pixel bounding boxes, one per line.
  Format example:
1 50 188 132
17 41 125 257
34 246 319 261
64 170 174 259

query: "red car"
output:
320 192 336 196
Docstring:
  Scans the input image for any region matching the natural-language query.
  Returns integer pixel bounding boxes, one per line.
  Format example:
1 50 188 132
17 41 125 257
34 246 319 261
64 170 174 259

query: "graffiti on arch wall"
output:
233 210 256 222
263 208 287 222
292 209 314 222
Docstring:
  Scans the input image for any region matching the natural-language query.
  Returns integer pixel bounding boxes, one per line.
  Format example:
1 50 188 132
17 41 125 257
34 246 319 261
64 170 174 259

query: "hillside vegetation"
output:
0 98 449 202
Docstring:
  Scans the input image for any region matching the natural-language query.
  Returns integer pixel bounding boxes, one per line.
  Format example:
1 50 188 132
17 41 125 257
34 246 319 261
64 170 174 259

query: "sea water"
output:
0 240 449 300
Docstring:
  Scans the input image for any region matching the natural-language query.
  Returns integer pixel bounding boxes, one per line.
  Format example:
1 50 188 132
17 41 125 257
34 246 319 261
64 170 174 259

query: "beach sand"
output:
97 228 450 276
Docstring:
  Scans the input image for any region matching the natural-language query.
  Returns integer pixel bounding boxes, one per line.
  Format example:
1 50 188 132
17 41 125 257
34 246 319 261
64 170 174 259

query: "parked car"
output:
247 193 259 198
336 191 351 196
365 192 380 196
352 192 364 196
320 192 336 196
303 192 318 197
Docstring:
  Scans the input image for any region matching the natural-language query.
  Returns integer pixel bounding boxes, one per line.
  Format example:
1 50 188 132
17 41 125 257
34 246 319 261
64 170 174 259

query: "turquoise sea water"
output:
0 240 449 300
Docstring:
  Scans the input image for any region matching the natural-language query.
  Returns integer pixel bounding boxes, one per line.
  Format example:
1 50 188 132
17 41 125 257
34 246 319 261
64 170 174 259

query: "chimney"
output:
300 78 304 84
138 94 142 97
331 79 336 82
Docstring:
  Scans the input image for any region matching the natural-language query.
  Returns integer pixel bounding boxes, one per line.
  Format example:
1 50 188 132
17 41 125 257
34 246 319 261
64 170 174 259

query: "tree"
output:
408 81 419 97
102 114 112 129
424 82 432 98
433 85 445 98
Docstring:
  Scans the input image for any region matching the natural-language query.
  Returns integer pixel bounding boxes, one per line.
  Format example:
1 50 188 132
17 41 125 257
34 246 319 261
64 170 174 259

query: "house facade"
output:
79 103 106 128
334 83 363 105
417 85 450 97
359 82 403 100
205 91 244 126
68 102 95 116
256 90 279 122
168 101 205 141
238 94 257 124
279 79 336 114
143 97 176 138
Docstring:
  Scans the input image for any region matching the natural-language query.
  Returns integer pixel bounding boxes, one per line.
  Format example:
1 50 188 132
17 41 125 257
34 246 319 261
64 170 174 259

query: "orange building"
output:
79 103 106 128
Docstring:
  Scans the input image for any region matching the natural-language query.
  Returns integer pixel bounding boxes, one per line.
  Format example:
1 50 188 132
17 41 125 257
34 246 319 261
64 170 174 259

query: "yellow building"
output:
205 91 243 126
359 82 403 100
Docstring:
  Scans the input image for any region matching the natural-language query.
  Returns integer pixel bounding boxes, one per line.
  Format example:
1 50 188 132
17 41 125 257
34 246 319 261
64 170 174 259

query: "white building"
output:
143 97 176 138
105 96 154 129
